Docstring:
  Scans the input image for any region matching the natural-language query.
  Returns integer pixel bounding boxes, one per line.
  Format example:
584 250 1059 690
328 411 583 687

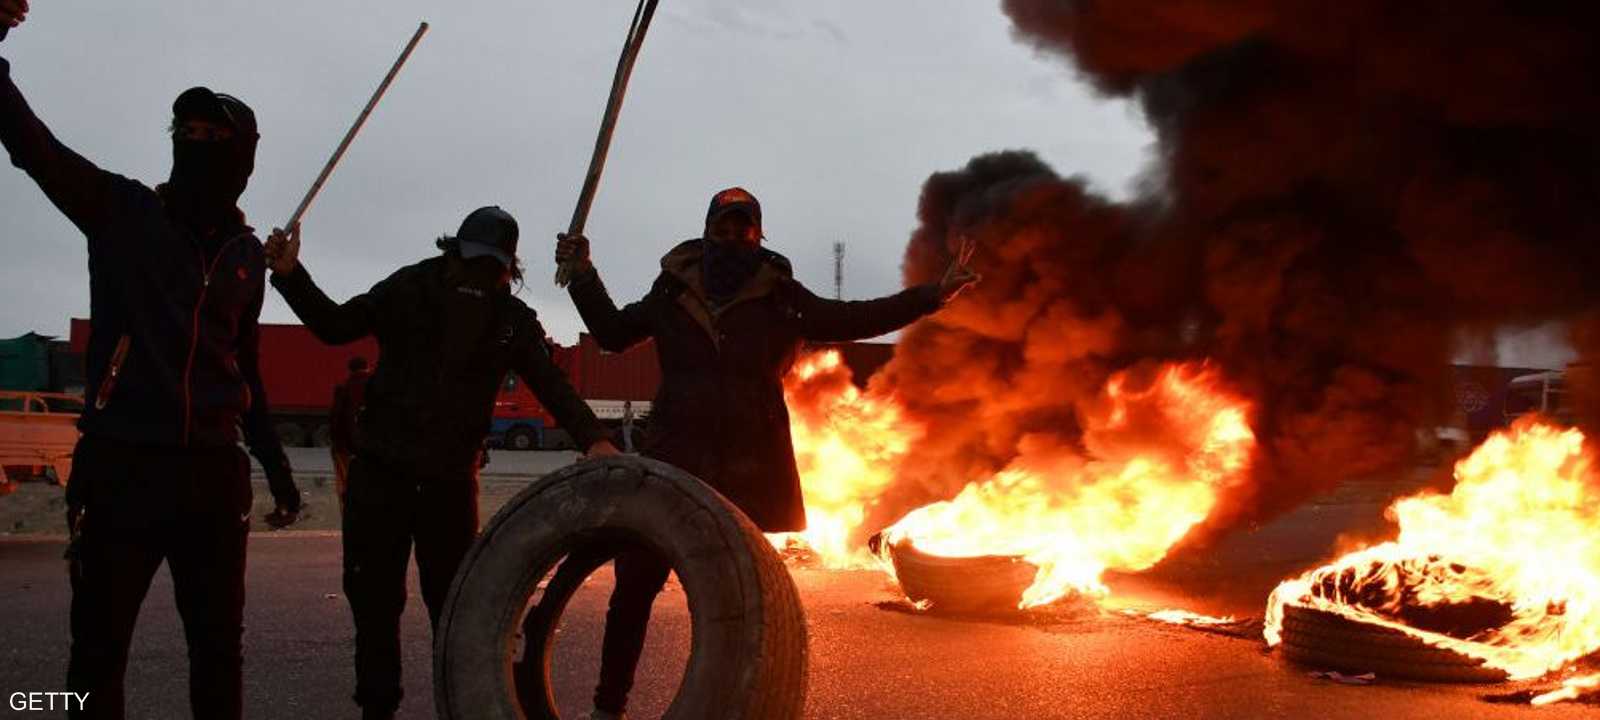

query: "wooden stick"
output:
285 21 429 232
555 0 660 287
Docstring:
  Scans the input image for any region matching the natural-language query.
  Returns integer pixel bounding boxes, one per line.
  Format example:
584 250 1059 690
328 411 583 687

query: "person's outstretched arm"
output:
0 11 119 235
510 306 617 457
265 225 388 344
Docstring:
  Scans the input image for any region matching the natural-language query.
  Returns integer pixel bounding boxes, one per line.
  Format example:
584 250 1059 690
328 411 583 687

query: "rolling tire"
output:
433 456 809 720
505 426 539 452
882 537 1040 613
1277 604 1509 683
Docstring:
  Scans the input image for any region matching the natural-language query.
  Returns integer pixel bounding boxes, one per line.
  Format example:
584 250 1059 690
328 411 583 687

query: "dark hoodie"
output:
568 238 942 531
0 57 268 449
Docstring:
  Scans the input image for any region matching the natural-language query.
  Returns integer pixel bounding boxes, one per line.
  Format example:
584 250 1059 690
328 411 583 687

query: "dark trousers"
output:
65 436 251 720
594 548 673 714
342 454 479 714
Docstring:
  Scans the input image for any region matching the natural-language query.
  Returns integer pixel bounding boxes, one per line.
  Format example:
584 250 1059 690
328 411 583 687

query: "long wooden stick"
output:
555 0 660 287
285 21 429 232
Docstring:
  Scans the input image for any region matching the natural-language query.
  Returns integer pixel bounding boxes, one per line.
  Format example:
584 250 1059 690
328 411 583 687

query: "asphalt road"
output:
0 460 1593 718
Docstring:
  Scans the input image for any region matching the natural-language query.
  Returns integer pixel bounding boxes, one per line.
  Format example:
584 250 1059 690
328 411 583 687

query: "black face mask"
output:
169 137 255 225
702 236 762 305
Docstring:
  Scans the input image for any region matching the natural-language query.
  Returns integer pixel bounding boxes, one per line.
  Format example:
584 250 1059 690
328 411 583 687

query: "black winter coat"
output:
569 239 942 531
273 257 607 477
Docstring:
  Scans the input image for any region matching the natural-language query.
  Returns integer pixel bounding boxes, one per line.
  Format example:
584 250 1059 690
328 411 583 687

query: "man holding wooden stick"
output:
265 209 621 720
0 3 303 717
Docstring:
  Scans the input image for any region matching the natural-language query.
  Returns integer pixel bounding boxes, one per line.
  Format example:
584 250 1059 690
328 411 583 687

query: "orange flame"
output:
776 352 1257 609
769 350 921 567
1265 418 1600 682
878 363 1256 607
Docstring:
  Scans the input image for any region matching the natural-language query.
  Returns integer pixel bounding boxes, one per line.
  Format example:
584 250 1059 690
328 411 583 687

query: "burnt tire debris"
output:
877 535 1048 614
432 456 808 720
1277 604 1509 684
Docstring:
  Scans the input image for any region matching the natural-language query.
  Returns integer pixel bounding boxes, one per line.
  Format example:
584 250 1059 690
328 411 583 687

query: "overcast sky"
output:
0 0 1152 344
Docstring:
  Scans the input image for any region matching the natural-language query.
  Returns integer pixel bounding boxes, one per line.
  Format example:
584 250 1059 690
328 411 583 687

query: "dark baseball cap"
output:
705 186 762 230
173 86 259 138
455 206 519 268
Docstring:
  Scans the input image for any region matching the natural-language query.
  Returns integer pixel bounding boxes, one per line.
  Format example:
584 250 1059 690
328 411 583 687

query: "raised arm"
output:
558 232 653 352
509 307 613 454
0 19 119 235
795 239 980 341
265 225 382 344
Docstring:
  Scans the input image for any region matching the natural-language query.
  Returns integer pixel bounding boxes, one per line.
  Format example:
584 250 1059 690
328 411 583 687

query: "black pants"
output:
594 548 673 714
65 436 252 720
342 454 479 714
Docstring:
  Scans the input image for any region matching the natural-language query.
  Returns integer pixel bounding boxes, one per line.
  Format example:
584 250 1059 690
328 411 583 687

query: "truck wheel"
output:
1277 604 1508 683
434 456 809 720
505 426 539 452
274 421 307 448
311 423 333 448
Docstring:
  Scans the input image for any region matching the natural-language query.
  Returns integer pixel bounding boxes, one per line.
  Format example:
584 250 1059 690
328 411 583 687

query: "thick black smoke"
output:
865 1 1600 540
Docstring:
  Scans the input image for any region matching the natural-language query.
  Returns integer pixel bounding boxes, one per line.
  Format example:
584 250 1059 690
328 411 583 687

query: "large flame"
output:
1265 418 1600 682
776 351 1257 608
878 362 1256 607
770 350 921 568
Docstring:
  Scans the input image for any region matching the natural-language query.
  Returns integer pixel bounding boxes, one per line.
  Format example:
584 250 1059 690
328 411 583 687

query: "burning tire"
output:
875 536 1042 613
1277 604 1509 683
433 456 809 720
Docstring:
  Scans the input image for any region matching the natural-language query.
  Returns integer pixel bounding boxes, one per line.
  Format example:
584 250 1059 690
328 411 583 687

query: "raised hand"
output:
264 224 302 275
939 235 980 303
555 232 592 273
0 0 29 35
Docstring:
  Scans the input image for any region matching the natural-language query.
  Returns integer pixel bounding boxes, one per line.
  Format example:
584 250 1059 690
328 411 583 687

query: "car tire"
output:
433 456 809 720
874 535 1042 613
1277 604 1509 683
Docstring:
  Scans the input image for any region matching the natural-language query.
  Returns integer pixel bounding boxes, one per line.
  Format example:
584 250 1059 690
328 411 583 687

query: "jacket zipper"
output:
181 233 248 445
94 334 132 410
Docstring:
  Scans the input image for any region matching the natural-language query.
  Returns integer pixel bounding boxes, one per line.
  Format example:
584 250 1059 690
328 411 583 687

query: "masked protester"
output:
263 207 620 720
555 187 977 720
0 10 300 719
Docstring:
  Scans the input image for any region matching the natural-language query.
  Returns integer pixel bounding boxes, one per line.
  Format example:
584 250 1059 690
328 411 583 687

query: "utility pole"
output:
833 241 845 300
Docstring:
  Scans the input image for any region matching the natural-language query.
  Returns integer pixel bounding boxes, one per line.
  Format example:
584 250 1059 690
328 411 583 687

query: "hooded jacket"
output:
0 57 268 449
568 238 942 531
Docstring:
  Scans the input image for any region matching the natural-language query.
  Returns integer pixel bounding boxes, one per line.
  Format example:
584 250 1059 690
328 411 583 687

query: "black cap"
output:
705 187 762 232
455 206 519 268
173 86 259 138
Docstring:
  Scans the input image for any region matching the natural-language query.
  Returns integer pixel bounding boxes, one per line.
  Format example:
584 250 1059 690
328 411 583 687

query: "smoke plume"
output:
866 1 1600 541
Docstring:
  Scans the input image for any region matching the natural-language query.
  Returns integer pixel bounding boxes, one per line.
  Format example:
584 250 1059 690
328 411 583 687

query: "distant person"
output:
0 9 287 718
264 206 620 720
250 389 304 530
555 186 977 719
620 399 636 453
328 356 371 514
